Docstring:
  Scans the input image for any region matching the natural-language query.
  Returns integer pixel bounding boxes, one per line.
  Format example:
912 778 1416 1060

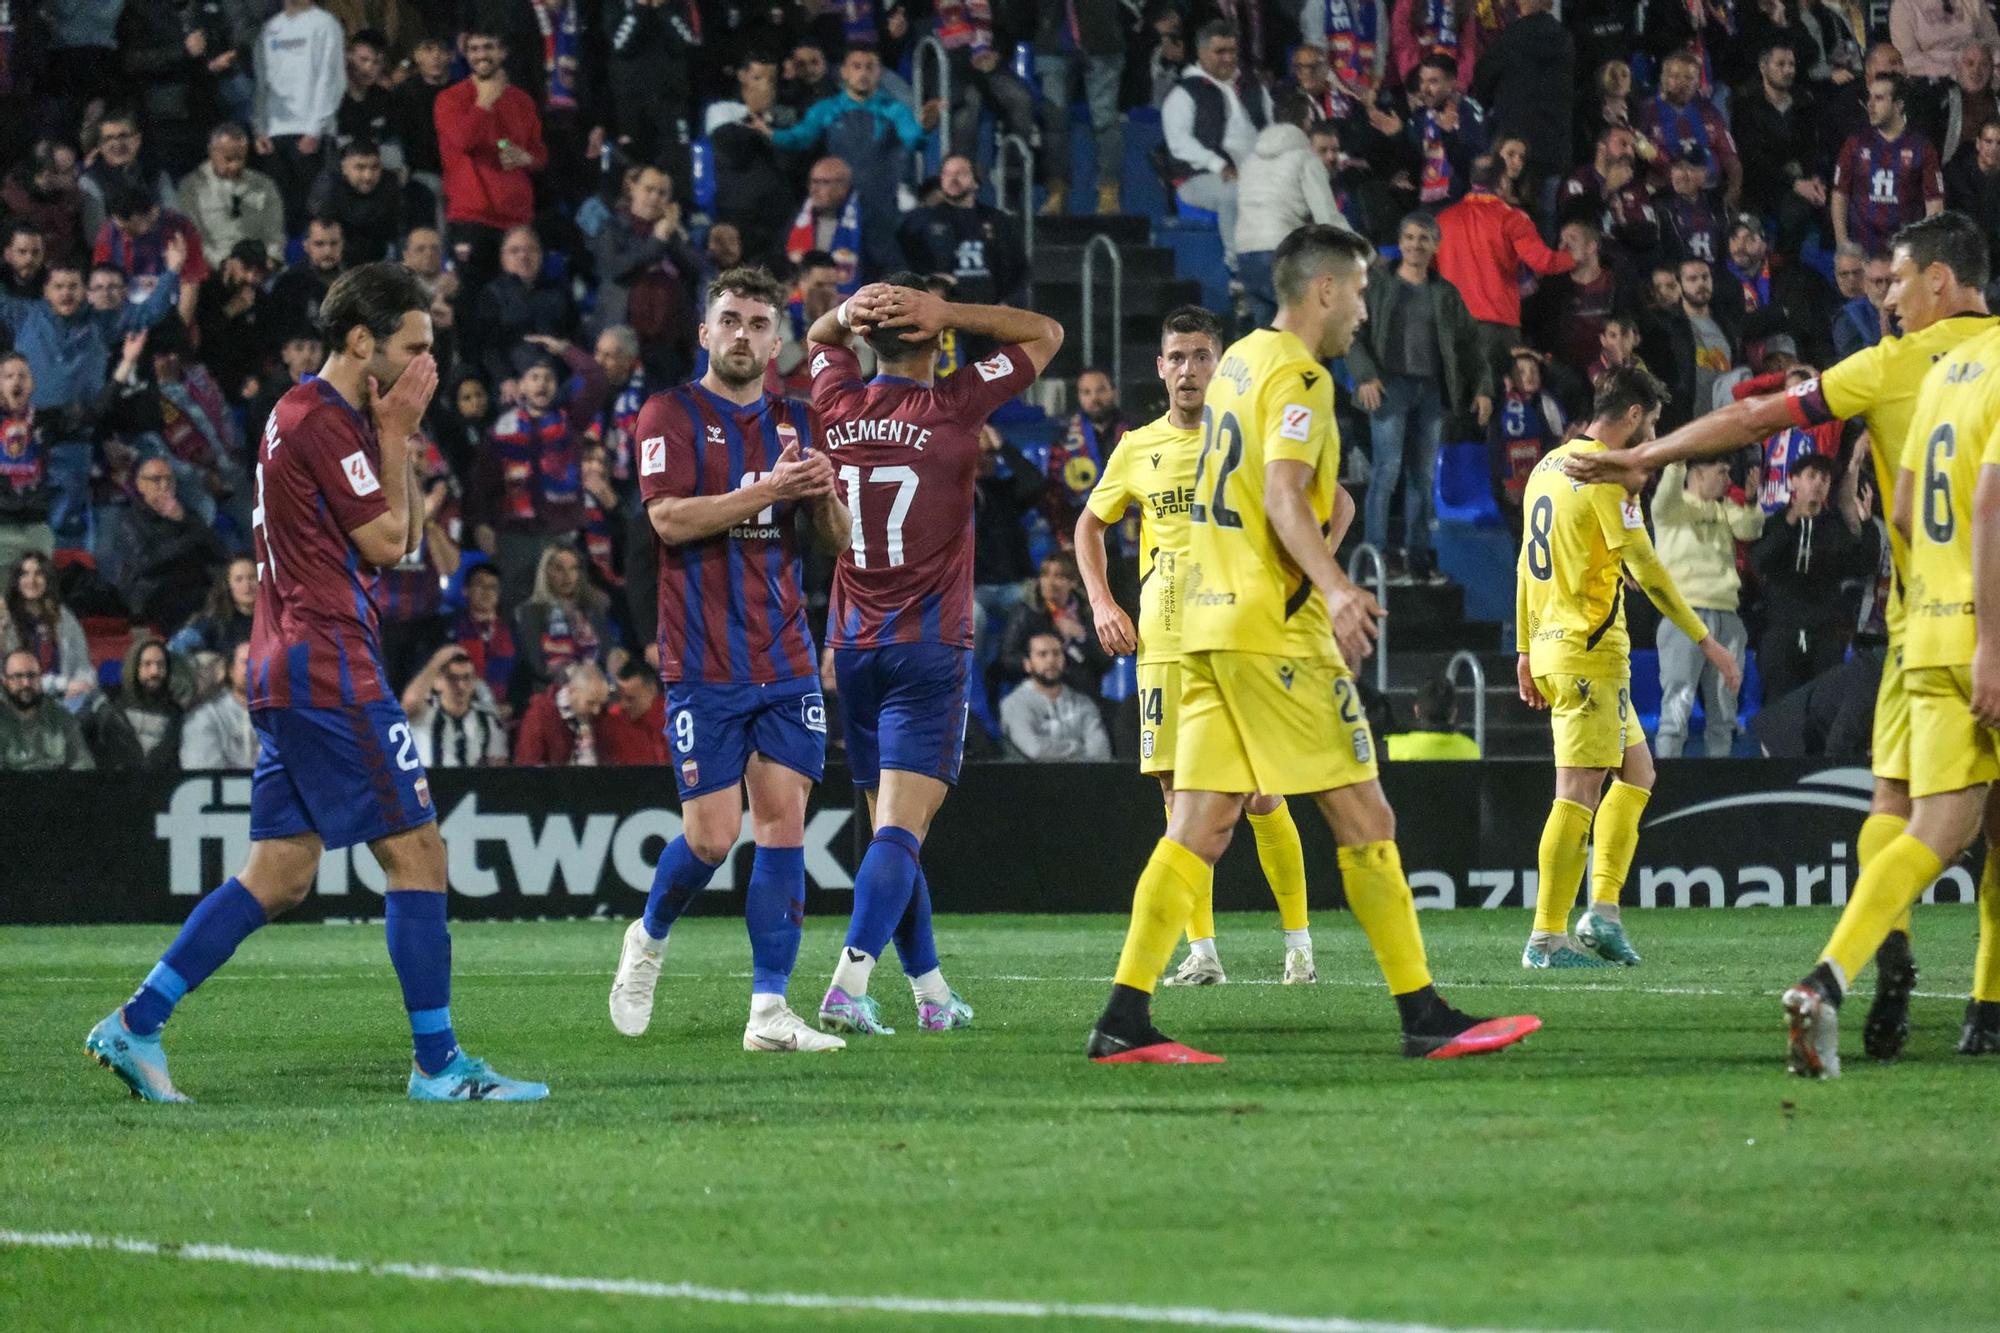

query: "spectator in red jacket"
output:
434 27 546 297
1434 155 1576 381
513 661 609 767
598 657 668 766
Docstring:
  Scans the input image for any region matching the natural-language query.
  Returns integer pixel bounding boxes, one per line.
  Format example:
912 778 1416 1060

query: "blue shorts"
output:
250 699 436 850
835 643 974 789
664 675 828 800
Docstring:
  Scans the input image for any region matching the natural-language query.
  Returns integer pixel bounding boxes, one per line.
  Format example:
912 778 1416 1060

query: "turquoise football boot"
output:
407 1052 549 1102
85 1011 190 1103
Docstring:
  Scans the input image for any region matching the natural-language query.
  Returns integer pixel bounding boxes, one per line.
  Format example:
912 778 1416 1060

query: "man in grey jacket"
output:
1348 213 1493 583
1001 632 1111 761
1235 91 1346 323
180 642 258 771
0 649 93 771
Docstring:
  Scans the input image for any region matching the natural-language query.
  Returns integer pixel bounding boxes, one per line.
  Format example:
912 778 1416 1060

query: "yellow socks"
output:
1185 886 1217 945
1114 839 1210 993
1821 833 1941 986
1857 812 1913 938
1976 849 2000 1003
1589 781 1649 908
1534 799 1594 935
1337 841 1432 995
1248 802 1310 932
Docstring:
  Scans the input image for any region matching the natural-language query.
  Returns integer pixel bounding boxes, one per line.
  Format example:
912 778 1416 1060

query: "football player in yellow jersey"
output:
1516 366 1742 971
1076 306 1319 988
1783 321 2000 1075
1084 224 1540 1064
1566 211 1996 1059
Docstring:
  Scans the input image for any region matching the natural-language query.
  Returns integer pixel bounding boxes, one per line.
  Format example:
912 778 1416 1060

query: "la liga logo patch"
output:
341 451 381 496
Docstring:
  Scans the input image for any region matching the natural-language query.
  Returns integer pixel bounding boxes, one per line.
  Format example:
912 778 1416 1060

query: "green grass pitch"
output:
3 908 1998 1332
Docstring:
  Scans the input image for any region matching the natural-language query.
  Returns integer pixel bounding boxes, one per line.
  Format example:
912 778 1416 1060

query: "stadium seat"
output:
1173 197 1217 228
1101 654 1136 702
691 138 716 213
1433 442 1500 526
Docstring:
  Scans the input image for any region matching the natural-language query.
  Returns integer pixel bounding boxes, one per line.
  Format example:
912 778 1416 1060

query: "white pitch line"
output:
0 970 1971 1002
0 1228 1572 1333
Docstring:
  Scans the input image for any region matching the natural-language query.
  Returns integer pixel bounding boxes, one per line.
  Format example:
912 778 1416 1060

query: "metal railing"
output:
993 133 1036 263
1081 234 1122 382
1346 543 1389 693
910 37 952 182
1445 649 1487 757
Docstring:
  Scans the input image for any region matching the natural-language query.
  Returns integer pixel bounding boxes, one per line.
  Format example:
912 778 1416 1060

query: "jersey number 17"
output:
839 464 920 568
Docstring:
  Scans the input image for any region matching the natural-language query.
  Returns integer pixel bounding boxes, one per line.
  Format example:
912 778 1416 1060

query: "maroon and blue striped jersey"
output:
1833 129 1943 257
247 379 394 710
811 342 1036 650
636 382 819 684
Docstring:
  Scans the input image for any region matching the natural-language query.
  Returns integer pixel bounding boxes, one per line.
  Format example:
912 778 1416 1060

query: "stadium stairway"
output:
1029 213 1201 402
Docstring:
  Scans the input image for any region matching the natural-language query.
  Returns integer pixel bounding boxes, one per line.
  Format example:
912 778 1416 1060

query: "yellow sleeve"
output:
1514 559 1529 653
1622 526 1710 644
1591 483 1645 551
1085 440 1137 523
1819 341 1886 423
1261 362 1337 470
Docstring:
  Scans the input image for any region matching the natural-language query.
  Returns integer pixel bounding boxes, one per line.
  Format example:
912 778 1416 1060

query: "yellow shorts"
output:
1536 673 1632 770
1872 641 1911 784
1136 660 1179 776
1176 650 1378 796
1905 665 2000 799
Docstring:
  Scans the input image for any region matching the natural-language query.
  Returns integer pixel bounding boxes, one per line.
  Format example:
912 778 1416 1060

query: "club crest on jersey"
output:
974 351 1015 382
801 693 827 733
1279 405 1312 442
776 421 800 453
1141 729 1155 759
639 435 666 476
680 758 700 788
341 451 381 496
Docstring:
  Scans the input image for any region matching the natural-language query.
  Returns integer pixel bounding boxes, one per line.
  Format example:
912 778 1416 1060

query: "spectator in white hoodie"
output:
1234 90 1347 323
1160 22 1272 277
252 0 347 233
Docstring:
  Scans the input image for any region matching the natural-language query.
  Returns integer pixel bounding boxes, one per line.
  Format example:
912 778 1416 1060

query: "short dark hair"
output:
463 25 506 46
465 562 501 585
318 262 432 351
1418 53 1458 80
106 184 156 221
1603 313 1638 335
705 265 788 313
1272 224 1373 305
307 215 344 235
862 270 936 361
1412 676 1458 727
614 655 653 684
349 27 387 52
1273 89 1313 127
1791 452 1838 481
1591 363 1669 422
1195 19 1236 48
1891 210 1991 290
1871 71 1909 106
1161 303 1223 349
796 249 839 274
341 136 381 160
3 220 39 247
1468 153 1503 189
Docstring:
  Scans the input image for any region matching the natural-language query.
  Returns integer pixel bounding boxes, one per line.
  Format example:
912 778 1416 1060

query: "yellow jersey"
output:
1518 439 1708 677
1084 414 1199 664
1898 325 2000 669
1181 327 1342 662
1803 312 2000 637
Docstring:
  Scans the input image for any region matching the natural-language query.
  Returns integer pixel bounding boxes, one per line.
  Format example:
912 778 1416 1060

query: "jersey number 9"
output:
1189 407 1245 530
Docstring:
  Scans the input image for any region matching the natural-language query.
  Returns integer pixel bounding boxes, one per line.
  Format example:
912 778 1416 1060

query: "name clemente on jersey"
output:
822 418 935 451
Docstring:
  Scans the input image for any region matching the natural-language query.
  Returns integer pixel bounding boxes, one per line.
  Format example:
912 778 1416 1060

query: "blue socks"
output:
745 845 806 995
893 865 939 978
384 890 458 1076
643 835 724 941
122 878 267 1036
845 825 922 957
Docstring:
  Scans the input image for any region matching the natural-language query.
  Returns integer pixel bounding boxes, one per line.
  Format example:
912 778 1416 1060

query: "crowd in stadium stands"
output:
0 0 1972 771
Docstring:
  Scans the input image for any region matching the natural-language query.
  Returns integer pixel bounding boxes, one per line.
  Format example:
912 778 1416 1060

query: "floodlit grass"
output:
3 909 1997 1331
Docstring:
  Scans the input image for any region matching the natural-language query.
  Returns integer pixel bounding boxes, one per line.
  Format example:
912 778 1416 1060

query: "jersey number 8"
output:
1189 406 1245 530
1525 494 1555 581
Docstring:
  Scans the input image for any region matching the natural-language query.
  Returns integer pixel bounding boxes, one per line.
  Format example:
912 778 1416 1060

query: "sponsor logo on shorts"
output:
341 451 381 496
680 758 700 788
413 777 431 810
802 693 827 733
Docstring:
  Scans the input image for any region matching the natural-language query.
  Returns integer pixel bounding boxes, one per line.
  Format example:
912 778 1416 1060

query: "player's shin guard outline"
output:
385 890 457 1076
1858 812 1913 938
122 877 268 1036
1247 802 1310 931
1336 841 1432 995
1113 839 1208 994
745 845 806 996
1821 834 1943 984
1588 780 1650 907
1533 801 1593 935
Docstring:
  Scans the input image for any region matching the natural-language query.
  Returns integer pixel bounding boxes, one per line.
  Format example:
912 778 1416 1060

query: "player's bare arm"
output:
1564 392 1794 488
804 482 852 554
1970 462 2000 727
1265 458 1382 666
1327 484 1357 552
349 351 438 567
867 287 1065 373
648 442 835 546
1073 507 1137 656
